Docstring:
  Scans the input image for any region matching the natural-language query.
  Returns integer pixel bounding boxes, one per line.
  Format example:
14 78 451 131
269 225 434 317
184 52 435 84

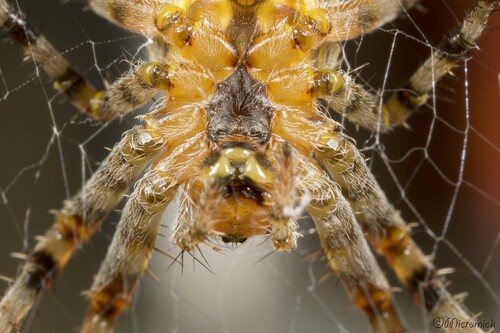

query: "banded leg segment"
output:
81 170 177 333
0 0 166 120
90 62 168 120
0 126 162 333
0 0 97 116
314 130 483 331
407 0 497 99
306 174 404 333
82 135 208 333
319 0 497 132
315 70 404 132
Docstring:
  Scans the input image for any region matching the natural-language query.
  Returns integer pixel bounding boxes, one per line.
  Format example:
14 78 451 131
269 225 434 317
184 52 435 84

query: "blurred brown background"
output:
0 1 499 332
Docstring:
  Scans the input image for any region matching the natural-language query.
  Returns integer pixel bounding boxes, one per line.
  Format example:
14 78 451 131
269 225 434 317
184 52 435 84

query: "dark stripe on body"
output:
222 180 266 204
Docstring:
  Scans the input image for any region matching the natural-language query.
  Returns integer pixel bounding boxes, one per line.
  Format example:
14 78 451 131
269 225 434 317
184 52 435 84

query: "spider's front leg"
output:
323 0 418 42
304 167 405 333
318 0 497 132
0 0 168 120
0 125 162 333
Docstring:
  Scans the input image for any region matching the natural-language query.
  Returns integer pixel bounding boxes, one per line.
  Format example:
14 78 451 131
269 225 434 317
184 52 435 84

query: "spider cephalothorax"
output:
0 0 497 332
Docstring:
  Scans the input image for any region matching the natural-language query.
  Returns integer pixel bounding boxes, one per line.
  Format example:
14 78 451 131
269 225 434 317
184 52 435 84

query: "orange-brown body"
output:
1 0 495 332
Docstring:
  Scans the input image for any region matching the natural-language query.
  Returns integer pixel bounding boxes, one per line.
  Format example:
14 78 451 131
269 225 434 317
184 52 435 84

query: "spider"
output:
0 0 497 332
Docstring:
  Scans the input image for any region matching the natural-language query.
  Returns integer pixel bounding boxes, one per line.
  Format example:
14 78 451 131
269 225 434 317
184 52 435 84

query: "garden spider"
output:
0 0 497 332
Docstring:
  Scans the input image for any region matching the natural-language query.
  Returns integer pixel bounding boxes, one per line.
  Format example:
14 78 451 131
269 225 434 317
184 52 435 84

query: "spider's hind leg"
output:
304 167 405 333
315 129 484 331
81 170 178 333
0 126 163 333
81 135 209 332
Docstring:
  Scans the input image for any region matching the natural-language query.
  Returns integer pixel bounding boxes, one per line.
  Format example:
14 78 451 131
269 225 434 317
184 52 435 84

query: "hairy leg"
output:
314 129 484 332
324 0 418 42
0 126 162 333
305 167 404 333
89 62 168 120
0 0 97 116
318 0 497 132
0 0 168 120
81 134 208 332
87 0 166 36
81 170 177 333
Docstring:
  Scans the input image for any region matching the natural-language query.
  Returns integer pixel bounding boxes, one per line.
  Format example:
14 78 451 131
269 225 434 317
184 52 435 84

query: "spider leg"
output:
0 0 167 120
249 0 417 72
314 129 484 331
0 0 97 116
81 135 208 333
324 0 418 42
146 37 170 63
317 0 497 132
305 166 405 333
80 170 177 333
401 0 497 119
0 126 162 333
90 62 169 120
88 0 236 61
87 0 167 36
268 143 300 251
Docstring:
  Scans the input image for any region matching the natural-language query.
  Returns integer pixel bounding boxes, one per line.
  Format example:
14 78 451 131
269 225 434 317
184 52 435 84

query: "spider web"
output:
0 0 499 332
